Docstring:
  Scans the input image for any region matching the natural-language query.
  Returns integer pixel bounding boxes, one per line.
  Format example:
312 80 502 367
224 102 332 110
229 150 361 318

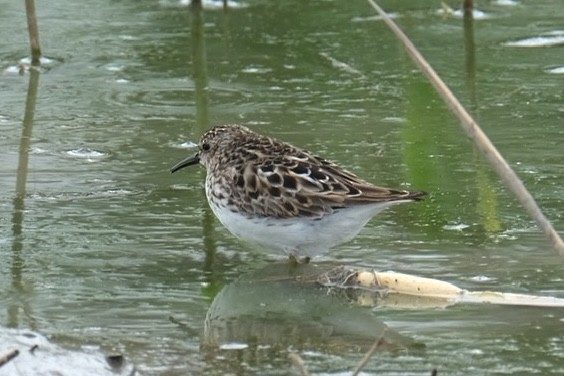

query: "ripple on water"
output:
546 66 564 74
28 189 135 201
443 223 471 231
468 275 496 283
351 13 400 22
104 63 125 72
241 65 273 74
30 147 49 154
169 140 197 149
219 342 249 350
0 114 9 123
3 56 57 75
505 31 564 48
159 0 248 9
493 0 519 5
64 148 108 161
436 7 492 20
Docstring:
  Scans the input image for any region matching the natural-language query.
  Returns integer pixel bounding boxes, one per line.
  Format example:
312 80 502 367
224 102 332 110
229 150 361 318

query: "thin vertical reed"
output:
25 0 41 66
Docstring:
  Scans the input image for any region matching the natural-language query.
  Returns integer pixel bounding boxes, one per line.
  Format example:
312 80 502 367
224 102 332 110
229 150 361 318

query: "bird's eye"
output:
202 143 210 151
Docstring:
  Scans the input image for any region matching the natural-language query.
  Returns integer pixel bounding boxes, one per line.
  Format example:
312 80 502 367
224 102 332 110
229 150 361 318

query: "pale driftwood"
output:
319 266 564 308
365 0 564 259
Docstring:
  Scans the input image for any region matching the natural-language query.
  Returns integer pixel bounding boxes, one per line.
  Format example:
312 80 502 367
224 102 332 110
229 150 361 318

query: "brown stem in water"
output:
463 0 474 11
352 335 385 376
25 0 42 66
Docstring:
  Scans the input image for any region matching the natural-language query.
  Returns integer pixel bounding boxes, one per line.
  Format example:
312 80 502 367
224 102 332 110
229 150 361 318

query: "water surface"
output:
1 0 564 374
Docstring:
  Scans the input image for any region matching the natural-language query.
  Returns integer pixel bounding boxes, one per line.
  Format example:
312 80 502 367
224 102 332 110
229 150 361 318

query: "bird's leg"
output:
287 253 311 265
288 253 299 266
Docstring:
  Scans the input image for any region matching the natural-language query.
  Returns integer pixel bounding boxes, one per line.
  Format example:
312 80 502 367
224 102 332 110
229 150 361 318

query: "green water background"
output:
1 0 564 374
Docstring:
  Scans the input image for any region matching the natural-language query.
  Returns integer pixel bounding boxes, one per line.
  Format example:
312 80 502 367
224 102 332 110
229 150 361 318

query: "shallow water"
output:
1 0 564 374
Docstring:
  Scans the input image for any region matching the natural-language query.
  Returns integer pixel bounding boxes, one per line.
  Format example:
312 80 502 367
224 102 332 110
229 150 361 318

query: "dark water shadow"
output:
199 262 422 372
8 67 40 329
463 7 476 110
463 8 503 236
401 8 502 244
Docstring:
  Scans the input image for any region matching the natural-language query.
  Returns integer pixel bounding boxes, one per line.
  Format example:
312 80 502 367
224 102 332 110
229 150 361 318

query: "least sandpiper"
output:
171 124 425 260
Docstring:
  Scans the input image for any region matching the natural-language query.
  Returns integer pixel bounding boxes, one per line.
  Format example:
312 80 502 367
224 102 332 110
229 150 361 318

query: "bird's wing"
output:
240 154 425 219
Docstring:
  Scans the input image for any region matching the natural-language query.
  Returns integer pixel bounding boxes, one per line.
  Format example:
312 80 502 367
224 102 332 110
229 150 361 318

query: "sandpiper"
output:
171 124 425 260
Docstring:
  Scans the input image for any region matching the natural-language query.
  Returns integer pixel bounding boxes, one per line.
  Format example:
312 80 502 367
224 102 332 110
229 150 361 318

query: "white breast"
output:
207 195 409 257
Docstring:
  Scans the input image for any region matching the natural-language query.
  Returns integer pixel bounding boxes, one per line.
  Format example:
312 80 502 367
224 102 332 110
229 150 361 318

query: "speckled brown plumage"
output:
194 125 424 218
171 124 426 257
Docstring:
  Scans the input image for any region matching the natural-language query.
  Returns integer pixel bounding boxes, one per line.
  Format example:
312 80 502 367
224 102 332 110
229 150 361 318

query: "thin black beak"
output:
170 153 200 173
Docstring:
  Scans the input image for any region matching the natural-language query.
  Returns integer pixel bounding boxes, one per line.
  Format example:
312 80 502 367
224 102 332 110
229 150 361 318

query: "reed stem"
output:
25 0 42 66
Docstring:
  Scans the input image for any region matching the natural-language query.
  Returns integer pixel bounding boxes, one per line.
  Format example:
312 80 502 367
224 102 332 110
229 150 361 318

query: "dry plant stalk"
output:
25 0 42 66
